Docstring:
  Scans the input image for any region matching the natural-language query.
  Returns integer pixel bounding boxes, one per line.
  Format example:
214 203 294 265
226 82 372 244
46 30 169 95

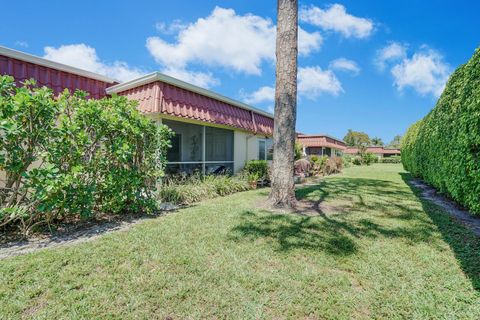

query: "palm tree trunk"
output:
269 0 298 209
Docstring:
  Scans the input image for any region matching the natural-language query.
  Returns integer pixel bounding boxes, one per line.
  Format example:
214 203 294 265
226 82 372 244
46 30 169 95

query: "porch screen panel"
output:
205 126 234 174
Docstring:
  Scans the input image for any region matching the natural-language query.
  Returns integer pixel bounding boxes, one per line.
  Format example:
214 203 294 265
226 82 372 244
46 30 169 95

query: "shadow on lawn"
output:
400 172 480 291
229 177 439 256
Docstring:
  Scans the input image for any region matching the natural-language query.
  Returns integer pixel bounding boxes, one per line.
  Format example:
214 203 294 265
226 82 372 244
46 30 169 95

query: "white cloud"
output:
146 6 322 76
241 86 275 104
43 44 144 82
298 28 323 56
243 66 342 104
300 4 374 39
162 66 219 88
391 48 451 97
155 20 187 34
329 58 360 75
15 41 29 48
375 42 407 71
298 66 343 98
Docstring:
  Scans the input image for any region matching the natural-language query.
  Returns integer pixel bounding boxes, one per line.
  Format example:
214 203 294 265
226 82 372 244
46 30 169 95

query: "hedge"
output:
401 47 480 214
0 76 172 234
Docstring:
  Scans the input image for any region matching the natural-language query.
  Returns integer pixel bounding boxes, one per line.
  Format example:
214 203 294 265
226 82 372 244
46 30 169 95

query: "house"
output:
344 146 401 158
0 46 273 175
297 134 346 157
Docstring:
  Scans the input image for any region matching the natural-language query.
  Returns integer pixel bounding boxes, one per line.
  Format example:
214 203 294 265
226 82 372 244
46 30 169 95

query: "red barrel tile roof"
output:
0 48 116 99
297 134 346 150
111 75 274 135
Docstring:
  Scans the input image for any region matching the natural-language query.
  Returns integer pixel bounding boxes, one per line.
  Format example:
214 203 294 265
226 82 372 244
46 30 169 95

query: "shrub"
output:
361 152 377 166
0 76 172 234
308 155 328 175
324 157 341 175
294 142 304 160
332 156 343 171
380 156 401 164
352 156 362 166
401 47 480 214
342 155 353 168
244 160 269 180
294 158 311 176
158 174 250 205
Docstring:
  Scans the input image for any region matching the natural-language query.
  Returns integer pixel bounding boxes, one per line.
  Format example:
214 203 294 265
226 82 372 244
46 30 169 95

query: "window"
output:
163 119 234 175
258 140 266 160
266 139 273 160
258 138 273 160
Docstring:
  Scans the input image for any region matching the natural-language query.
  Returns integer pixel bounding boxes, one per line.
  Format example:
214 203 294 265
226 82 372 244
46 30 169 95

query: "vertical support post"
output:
202 125 206 175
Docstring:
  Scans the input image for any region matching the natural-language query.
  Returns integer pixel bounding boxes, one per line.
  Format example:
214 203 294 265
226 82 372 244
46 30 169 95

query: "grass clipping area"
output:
1 164 479 319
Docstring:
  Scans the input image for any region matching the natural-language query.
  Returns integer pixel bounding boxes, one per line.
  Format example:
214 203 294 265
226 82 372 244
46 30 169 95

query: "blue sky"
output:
1 1 479 143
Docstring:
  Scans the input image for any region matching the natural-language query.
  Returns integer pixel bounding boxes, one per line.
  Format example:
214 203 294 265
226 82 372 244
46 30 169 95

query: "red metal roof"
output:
0 54 115 99
344 147 401 155
0 46 273 135
117 80 273 135
297 135 346 150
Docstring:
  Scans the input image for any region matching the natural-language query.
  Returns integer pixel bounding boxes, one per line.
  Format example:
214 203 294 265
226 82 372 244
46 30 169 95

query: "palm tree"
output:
371 137 384 146
269 0 298 208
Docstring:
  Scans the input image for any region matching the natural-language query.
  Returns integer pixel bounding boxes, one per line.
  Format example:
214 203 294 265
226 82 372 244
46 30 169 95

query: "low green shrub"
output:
158 174 250 205
402 47 480 214
332 156 343 171
244 160 269 180
352 156 362 166
0 76 172 234
309 155 328 175
380 156 401 164
361 152 377 166
342 154 353 168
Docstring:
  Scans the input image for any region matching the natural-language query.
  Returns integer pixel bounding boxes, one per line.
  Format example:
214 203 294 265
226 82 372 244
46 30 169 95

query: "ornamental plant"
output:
0 76 172 234
402 47 480 214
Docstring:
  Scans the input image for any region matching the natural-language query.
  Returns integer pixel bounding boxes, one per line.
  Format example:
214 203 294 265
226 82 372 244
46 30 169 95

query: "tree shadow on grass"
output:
229 177 439 257
400 172 480 291
229 211 358 255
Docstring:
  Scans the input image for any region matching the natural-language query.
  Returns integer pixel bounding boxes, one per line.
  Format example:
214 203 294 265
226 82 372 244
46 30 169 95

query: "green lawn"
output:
1 164 479 319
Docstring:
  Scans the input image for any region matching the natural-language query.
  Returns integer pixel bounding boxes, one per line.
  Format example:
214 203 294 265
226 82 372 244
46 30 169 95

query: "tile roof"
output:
297 134 346 150
113 78 273 135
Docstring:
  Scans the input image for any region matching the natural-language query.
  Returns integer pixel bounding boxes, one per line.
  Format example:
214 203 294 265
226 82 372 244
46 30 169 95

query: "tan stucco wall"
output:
234 131 262 173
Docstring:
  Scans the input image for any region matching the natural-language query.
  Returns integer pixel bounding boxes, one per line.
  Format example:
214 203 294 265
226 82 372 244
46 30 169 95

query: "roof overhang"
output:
106 71 274 119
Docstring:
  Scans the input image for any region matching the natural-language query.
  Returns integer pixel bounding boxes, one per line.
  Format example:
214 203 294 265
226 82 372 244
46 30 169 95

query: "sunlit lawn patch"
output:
1 164 479 319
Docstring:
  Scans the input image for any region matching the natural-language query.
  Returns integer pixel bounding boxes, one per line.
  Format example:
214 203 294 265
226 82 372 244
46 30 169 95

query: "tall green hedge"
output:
401 48 480 214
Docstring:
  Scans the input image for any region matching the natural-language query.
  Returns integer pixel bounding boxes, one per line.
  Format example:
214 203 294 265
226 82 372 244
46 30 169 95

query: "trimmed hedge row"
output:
0 76 172 234
401 48 480 214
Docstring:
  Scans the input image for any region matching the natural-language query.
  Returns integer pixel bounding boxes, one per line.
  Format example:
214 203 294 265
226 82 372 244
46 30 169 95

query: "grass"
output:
1 164 479 319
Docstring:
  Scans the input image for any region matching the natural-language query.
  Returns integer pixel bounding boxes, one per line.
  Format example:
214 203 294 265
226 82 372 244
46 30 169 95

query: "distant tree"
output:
343 129 371 147
294 142 304 160
269 0 298 209
387 135 402 148
371 137 384 146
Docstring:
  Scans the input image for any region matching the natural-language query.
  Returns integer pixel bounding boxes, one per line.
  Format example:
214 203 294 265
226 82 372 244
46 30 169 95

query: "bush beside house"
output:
402 48 480 214
158 174 251 205
0 76 172 234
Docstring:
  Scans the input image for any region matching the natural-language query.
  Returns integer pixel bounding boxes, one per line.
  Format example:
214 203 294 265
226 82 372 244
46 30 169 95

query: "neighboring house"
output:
297 134 346 157
0 46 273 175
344 146 401 158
